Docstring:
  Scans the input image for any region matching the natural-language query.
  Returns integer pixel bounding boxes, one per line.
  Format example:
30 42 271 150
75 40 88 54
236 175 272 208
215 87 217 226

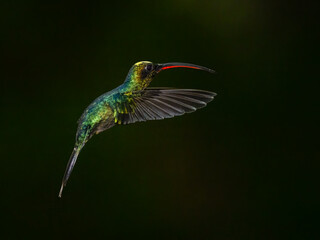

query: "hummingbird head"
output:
125 61 215 89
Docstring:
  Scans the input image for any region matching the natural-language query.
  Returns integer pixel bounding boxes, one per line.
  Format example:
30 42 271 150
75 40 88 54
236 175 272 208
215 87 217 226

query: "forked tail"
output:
58 145 82 198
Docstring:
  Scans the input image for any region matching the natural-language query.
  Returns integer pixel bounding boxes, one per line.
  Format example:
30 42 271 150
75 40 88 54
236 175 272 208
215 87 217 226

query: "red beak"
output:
156 62 215 74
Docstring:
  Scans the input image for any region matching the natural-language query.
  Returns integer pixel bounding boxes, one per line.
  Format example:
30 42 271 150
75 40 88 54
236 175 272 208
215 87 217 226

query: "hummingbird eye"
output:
140 64 153 79
145 64 153 72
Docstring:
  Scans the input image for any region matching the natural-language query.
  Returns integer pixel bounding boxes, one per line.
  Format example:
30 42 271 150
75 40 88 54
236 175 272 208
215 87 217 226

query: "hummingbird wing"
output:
115 88 216 125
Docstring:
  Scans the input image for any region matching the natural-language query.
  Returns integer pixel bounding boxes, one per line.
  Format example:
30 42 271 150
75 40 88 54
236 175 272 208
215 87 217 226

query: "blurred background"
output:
1 0 318 239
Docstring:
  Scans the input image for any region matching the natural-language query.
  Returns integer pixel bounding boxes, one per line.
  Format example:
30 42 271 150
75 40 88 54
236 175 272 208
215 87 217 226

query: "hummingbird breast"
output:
76 93 115 142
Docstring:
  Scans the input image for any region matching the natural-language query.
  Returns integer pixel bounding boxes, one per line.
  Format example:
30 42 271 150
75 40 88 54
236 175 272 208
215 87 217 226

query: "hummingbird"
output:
59 61 216 197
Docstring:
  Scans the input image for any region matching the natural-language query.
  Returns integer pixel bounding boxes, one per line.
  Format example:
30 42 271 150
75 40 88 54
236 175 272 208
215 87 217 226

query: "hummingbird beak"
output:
155 62 215 74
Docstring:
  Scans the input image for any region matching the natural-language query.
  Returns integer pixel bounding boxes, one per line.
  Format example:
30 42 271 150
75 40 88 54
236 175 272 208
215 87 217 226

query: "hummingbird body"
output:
59 61 216 197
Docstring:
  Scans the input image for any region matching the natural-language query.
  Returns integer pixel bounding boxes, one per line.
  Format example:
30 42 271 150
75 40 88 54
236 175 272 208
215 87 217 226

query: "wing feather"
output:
114 88 216 125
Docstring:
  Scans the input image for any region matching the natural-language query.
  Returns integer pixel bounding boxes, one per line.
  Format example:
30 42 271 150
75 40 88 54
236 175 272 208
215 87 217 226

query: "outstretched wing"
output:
114 88 216 125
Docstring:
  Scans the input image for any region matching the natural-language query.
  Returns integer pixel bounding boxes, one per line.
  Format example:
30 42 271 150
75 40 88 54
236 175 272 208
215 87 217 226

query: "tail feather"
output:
58 146 82 198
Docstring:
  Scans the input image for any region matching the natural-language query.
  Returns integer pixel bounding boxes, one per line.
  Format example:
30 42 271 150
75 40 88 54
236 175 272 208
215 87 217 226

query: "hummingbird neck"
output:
121 80 140 92
123 75 151 92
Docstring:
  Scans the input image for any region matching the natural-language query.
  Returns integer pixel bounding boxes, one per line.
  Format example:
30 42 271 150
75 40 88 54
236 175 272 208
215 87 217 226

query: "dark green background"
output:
1 1 318 239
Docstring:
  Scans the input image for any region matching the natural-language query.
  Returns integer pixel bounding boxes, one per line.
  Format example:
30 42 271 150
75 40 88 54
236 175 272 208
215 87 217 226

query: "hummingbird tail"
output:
58 145 82 198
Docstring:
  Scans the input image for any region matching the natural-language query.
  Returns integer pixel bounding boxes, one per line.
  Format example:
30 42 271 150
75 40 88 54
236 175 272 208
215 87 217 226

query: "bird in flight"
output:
59 61 216 197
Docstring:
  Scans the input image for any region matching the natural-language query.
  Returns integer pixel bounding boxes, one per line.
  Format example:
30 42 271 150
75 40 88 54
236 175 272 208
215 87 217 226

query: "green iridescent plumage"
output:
59 61 216 197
